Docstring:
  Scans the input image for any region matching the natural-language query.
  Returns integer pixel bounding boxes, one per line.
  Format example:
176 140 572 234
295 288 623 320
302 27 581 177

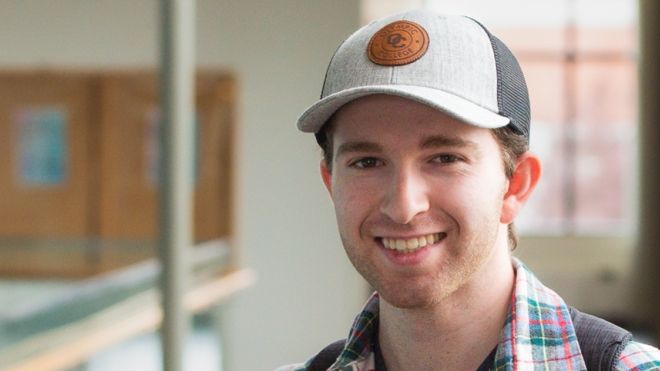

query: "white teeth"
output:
381 233 443 253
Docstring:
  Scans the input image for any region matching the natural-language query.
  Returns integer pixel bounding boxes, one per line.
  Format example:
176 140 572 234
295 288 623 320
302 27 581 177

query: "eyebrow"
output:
335 141 382 159
420 135 479 150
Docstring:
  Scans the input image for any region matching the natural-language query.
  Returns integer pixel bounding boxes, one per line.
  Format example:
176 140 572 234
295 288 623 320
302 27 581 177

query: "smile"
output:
379 233 446 254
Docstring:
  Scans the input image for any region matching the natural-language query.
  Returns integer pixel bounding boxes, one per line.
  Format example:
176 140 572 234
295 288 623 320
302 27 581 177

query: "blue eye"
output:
350 157 383 169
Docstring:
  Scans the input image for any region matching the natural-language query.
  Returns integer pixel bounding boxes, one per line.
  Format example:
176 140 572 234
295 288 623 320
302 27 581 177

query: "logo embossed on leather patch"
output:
368 20 429 66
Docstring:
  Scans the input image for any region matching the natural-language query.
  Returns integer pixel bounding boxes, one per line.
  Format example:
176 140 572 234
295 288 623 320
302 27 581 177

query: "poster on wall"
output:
14 107 69 186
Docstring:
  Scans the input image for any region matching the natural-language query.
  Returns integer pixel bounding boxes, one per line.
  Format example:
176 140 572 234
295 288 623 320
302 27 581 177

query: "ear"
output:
500 152 542 224
320 160 333 196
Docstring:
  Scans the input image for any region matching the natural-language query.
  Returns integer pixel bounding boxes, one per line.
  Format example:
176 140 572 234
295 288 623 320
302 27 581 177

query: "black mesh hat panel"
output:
471 19 531 142
489 34 531 140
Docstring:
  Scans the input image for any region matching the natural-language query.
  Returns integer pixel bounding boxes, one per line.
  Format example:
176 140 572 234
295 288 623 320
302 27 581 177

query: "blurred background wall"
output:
0 1 367 370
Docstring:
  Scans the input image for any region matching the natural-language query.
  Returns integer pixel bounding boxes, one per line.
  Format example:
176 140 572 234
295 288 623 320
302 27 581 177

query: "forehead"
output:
329 94 493 144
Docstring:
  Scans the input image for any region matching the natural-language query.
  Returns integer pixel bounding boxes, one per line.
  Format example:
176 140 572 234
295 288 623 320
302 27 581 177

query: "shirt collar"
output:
329 258 586 371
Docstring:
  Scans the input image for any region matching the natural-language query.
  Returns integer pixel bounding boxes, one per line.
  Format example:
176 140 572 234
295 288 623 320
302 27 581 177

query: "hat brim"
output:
297 85 510 133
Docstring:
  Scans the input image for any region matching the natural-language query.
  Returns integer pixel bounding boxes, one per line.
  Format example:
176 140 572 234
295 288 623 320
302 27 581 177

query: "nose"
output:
379 166 430 224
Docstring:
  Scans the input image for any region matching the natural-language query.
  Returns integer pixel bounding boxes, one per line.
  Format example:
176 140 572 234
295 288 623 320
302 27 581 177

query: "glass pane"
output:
574 59 637 234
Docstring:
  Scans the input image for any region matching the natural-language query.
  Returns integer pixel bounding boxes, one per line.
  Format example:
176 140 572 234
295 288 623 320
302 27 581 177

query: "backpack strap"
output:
570 307 633 371
306 339 346 371
307 309 633 371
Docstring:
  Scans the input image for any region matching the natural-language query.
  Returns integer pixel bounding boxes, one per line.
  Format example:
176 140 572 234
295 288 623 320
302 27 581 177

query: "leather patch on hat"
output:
368 20 429 66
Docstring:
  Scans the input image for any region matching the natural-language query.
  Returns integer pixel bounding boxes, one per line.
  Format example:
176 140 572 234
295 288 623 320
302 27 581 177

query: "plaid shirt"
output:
277 259 660 371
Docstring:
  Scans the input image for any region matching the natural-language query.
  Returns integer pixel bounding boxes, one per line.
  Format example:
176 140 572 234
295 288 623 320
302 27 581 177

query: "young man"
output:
279 10 660 371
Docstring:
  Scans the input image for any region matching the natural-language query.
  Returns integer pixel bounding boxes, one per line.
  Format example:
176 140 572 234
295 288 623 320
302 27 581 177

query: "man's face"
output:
321 94 512 309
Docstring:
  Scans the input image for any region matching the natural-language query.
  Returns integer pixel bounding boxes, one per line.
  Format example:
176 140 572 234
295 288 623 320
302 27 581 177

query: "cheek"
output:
435 172 506 222
331 177 381 232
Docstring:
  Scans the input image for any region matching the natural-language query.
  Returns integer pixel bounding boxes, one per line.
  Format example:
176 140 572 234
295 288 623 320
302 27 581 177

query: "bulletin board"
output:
98 72 234 242
0 70 235 277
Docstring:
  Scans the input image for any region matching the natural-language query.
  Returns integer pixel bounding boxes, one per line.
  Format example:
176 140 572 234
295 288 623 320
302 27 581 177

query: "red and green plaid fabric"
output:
277 259 660 370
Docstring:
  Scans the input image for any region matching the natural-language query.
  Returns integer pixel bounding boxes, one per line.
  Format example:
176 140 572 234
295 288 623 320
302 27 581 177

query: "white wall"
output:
0 1 367 370
197 1 368 370
0 1 158 67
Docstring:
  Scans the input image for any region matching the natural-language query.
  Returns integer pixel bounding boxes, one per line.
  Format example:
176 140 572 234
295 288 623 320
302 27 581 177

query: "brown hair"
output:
315 121 528 249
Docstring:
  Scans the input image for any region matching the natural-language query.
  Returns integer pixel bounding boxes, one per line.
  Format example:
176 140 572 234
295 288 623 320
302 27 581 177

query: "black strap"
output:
307 339 346 371
308 309 633 371
569 307 632 371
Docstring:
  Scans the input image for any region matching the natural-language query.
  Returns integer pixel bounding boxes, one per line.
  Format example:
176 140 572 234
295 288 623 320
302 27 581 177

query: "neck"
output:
378 228 515 371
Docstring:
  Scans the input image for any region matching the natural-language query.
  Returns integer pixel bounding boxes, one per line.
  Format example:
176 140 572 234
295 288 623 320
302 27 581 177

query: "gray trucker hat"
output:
297 10 530 141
